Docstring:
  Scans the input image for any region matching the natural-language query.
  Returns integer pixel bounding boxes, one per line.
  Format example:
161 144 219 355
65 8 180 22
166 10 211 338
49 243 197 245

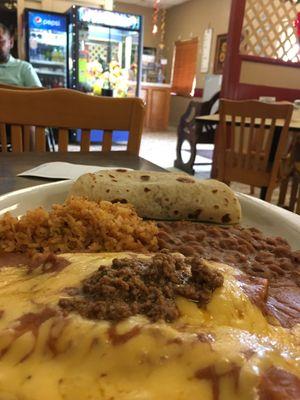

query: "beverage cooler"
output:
24 9 68 88
68 6 143 97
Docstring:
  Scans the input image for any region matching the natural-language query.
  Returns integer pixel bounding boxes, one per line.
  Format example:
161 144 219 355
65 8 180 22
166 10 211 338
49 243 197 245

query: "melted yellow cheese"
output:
0 253 298 400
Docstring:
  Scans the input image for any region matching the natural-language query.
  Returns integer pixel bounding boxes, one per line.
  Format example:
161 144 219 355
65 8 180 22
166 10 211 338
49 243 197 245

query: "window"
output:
171 37 198 97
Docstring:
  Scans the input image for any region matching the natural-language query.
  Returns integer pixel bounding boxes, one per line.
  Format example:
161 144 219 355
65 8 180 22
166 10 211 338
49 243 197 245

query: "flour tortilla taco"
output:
69 170 241 224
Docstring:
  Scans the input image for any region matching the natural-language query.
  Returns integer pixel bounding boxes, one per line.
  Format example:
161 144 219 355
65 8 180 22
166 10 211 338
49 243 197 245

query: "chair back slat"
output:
0 88 145 154
216 99 293 202
58 128 69 152
0 124 7 152
253 119 266 171
245 119 255 170
23 126 31 151
102 130 113 152
261 120 276 171
11 125 23 153
127 99 144 154
80 129 91 152
35 127 46 152
237 117 245 168
229 114 236 168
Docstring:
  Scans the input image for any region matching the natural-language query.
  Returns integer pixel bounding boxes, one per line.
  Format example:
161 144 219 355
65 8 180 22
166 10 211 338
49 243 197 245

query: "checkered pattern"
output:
240 0 300 62
87 42 119 63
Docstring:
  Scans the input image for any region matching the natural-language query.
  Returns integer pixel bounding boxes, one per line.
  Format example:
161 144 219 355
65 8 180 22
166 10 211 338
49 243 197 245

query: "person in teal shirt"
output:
0 23 41 87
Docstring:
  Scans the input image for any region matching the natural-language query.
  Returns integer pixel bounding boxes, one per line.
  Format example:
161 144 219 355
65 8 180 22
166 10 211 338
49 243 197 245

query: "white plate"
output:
0 181 299 250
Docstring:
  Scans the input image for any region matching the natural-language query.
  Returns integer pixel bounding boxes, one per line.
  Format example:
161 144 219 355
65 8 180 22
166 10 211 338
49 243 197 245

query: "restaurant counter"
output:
140 83 171 131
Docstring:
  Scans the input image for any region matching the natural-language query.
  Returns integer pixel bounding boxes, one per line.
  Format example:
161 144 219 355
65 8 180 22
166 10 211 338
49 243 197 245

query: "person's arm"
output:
21 63 42 88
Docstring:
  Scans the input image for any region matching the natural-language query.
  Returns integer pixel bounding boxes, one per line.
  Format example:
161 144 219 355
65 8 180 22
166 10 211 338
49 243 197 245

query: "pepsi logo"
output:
30 13 63 29
34 16 42 24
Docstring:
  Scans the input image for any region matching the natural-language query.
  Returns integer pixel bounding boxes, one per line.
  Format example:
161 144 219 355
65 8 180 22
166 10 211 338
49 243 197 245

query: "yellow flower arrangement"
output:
87 60 103 77
87 60 129 97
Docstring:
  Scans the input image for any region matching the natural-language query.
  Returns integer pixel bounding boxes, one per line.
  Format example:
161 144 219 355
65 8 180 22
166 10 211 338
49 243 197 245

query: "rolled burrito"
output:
69 170 241 224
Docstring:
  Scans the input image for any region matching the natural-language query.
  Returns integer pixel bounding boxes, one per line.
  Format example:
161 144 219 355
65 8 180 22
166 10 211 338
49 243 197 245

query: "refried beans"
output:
157 221 300 327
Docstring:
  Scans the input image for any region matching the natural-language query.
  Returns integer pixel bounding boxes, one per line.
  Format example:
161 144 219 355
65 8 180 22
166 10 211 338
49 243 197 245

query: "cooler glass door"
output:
77 24 139 97
26 10 67 88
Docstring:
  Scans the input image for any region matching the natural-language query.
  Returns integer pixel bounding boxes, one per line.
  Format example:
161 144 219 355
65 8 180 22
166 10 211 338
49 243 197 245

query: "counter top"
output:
141 82 171 88
129 81 171 88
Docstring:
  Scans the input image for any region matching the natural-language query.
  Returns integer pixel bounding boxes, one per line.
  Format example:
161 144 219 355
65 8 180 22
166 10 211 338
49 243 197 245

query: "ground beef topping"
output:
59 252 223 323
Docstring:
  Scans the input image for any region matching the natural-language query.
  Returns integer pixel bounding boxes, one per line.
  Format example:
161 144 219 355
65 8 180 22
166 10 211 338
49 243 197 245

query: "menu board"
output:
200 28 213 73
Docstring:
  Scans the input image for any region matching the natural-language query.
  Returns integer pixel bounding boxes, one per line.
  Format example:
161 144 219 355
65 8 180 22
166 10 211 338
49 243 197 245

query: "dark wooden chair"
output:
174 91 220 175
0 88 145 154
291 162 300 214
214 99 293 202
278 133 300 211
0 83 56 152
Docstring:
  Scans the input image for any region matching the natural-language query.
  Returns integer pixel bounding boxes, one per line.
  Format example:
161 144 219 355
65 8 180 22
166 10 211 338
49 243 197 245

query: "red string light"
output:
158 8 166 52
152 0 160 35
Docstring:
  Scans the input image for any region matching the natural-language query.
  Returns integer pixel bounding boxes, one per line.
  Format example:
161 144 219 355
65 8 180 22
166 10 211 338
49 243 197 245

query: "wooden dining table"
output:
0 152 165 196
196 108 300 130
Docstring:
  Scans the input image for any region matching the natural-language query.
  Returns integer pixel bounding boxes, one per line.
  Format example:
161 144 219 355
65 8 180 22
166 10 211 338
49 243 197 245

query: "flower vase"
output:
102 88 114 97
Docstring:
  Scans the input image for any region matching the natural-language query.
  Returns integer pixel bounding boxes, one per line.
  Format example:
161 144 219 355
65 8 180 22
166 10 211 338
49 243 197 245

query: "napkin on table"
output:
18 162 132 180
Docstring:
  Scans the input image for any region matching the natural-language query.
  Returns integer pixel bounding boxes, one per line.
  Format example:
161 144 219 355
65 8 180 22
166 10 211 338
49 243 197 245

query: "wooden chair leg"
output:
174 130 197 175
174 130 185 168
278 177 289 207
265 185 275 203
289 177 299 212
250 186 255 195
296 170 300 214
296 187 300 215
188 137 197 171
